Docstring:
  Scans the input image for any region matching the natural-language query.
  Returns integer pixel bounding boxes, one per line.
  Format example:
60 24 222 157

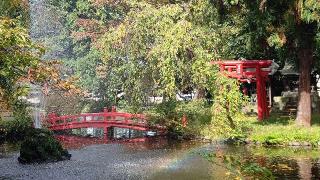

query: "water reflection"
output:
53 131 320 179
55 127 158 149
59 127 153 139
210 145 320 179
247 146 320 179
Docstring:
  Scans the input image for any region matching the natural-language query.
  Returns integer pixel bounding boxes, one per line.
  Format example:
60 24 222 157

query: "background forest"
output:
1 0 320 140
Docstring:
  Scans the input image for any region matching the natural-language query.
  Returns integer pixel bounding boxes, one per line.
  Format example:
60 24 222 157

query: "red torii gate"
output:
211 60 273 120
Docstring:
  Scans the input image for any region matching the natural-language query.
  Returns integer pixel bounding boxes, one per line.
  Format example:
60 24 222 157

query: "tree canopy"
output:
99 0 250 105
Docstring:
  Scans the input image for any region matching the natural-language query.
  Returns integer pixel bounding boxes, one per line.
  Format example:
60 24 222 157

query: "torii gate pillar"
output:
256 67 269 120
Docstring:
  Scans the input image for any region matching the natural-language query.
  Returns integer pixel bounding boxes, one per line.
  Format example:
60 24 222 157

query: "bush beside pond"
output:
0 116 33 142
142 100 212 137
18 128 71 164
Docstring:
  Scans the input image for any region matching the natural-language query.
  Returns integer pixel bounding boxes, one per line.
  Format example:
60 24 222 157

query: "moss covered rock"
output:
18 128 71 164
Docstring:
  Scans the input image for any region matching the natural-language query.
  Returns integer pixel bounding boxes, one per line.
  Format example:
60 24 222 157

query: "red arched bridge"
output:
46 107 167 135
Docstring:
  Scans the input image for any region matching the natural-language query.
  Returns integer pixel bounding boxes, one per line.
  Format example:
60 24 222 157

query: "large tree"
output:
225 0 320 126
99 0 246 106
0 0 80 115
0 0 41 112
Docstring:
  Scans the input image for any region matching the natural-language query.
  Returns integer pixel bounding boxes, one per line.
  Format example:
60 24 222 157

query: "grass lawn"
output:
246 114 320 146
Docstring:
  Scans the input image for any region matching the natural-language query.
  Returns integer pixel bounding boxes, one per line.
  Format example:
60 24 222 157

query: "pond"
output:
0 129 320 179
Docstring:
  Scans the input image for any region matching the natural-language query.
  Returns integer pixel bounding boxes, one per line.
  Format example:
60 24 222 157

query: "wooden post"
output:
111 106 116 121
182 114 187 127
256 66 264 120
103 107 108 121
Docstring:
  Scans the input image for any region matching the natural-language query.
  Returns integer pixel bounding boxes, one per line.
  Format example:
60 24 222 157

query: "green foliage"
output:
192 113 320 146
201 151 274 179
144 100 211 136
0 18 43 113
49 0 263 122
0 0 29 27
202 74 250 139
0 18 41 82
300 0 320 23
214 0 320 80
0 100 33 142
80 99 110 113
99 1 250 136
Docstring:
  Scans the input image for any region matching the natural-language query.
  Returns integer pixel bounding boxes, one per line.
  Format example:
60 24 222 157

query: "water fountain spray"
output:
29 0 51 128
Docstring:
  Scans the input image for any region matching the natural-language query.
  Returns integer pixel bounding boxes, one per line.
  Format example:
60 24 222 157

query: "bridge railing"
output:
46 107 147 128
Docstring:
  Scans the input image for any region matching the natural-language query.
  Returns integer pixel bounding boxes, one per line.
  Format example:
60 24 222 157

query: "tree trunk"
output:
296 49 312 127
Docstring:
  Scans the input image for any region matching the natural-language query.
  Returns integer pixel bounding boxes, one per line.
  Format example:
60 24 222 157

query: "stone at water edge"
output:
18 128 71 164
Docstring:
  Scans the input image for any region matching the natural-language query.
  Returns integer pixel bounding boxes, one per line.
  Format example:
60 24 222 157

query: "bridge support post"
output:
111 106 116 112
47 113 57 126
104 127 108 140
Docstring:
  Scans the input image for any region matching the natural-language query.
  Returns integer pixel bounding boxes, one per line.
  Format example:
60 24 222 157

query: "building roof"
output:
279 62 299 75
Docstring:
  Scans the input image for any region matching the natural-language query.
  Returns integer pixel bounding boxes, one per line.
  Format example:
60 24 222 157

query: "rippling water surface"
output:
1 131 320 179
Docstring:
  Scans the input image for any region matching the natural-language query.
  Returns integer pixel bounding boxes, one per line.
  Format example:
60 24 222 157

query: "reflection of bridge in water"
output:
46 107 166 138
55 135 156 149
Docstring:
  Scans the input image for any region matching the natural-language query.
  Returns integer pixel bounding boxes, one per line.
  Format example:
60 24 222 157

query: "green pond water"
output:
1 132 320 179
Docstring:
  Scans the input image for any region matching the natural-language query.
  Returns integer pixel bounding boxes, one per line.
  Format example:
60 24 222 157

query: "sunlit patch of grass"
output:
246 114 320 146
